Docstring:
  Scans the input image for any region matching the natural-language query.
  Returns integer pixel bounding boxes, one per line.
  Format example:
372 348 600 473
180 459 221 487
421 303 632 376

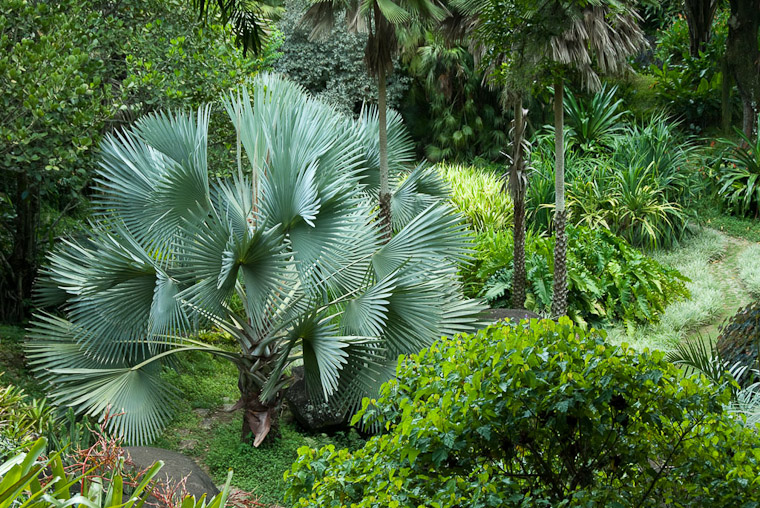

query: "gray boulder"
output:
123 446 219 503
285 366 348 432
482 308 542 324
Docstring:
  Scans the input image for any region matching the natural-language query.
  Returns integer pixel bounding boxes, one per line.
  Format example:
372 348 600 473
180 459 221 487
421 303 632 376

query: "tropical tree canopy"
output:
26 73 483 446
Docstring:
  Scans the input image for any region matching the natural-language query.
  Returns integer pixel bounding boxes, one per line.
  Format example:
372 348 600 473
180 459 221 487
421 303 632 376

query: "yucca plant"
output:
564 85 626 154
718 114 760 217
26 74 482 447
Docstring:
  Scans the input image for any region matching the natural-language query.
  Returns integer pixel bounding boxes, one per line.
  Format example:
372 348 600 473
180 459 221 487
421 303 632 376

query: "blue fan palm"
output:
26 74 482 447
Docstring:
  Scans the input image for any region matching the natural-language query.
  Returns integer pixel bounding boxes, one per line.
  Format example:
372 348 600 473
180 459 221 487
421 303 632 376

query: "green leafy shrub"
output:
717 116 760 217
285 319 760 507
717 300 760 387
528 114 694 249
563 85 626 154
465 226 689 326
438 163 513 232
648 8 733 132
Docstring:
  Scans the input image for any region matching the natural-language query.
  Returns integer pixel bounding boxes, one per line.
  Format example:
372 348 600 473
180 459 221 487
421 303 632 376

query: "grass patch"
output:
737 244 760 296
153 350 239 453
437 162 513 232
697 204 760 242
204 419 364 506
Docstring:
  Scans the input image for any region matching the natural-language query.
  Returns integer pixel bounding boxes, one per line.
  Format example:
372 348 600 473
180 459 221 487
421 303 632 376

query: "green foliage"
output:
717 300 760 387
717 116 760 217
466 226 689 327
0 378 52 460
528 114 694 249
402 32 508 161
563 85 626 154
0 0 276 321
285 319 760 507
273 0 409 116
649 8 733 132
738 245 760 296
437 163 513 232
205 419 364 505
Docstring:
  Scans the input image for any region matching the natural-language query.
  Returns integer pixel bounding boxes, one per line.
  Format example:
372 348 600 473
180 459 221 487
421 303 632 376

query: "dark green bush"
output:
648 8 734 133
717 300 760 387
285 319 760 507
464 226 689 327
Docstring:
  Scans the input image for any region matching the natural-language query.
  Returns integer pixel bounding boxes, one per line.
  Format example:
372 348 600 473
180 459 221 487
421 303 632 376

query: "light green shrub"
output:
438 163 513 232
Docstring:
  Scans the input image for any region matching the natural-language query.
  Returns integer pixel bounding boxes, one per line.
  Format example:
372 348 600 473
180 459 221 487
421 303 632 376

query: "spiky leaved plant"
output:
26 74 482 447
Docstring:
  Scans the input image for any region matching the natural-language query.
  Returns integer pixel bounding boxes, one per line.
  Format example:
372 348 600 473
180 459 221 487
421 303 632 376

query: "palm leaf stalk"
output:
27 73 483 447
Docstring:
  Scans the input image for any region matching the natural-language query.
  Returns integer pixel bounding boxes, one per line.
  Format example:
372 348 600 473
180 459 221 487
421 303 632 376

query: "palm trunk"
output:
551 81 568 318
377 65 392 241
235 364 278 447
510 98 527 310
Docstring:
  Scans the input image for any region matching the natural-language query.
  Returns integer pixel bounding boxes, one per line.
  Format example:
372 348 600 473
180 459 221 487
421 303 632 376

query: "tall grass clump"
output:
438 162 513 231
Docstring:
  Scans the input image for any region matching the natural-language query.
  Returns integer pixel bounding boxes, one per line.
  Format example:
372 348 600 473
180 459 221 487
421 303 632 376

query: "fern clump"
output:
464 226 689 327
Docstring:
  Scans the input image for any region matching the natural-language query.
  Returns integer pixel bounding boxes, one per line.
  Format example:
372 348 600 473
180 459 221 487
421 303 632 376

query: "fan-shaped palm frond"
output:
28 73 482 446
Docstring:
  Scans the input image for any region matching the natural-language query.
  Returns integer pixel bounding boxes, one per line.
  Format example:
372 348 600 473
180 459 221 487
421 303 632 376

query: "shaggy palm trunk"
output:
551 82 569 318
235 363 279 447
510 99 527 309
377 66 392 241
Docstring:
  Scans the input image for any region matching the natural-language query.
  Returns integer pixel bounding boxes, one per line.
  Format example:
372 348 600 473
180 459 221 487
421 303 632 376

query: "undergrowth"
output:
205 419 364 505
605 228 729 350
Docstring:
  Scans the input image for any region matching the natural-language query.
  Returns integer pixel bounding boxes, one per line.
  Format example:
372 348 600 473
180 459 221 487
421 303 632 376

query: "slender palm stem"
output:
510 96 527 309
552 80 568 317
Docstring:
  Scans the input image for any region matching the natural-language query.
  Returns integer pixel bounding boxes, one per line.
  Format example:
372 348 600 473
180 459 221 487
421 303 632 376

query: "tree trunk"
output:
551 81 568 318
721 55 733 133
4 171 39 322
684 0 719 57
726 0 760 139
509 97 527 310
377 65 393 241
235 366 278 447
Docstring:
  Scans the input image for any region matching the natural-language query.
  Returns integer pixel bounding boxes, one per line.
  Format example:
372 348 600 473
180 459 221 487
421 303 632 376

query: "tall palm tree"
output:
26 74 482 447
546 4 646 317
302 0 447 239
451 0 645 317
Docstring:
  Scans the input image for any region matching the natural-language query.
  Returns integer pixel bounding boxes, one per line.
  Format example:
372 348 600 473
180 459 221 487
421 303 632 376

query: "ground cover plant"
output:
464 225 689 327
285 319 760 507
604 228 756 352
25 73 481 447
